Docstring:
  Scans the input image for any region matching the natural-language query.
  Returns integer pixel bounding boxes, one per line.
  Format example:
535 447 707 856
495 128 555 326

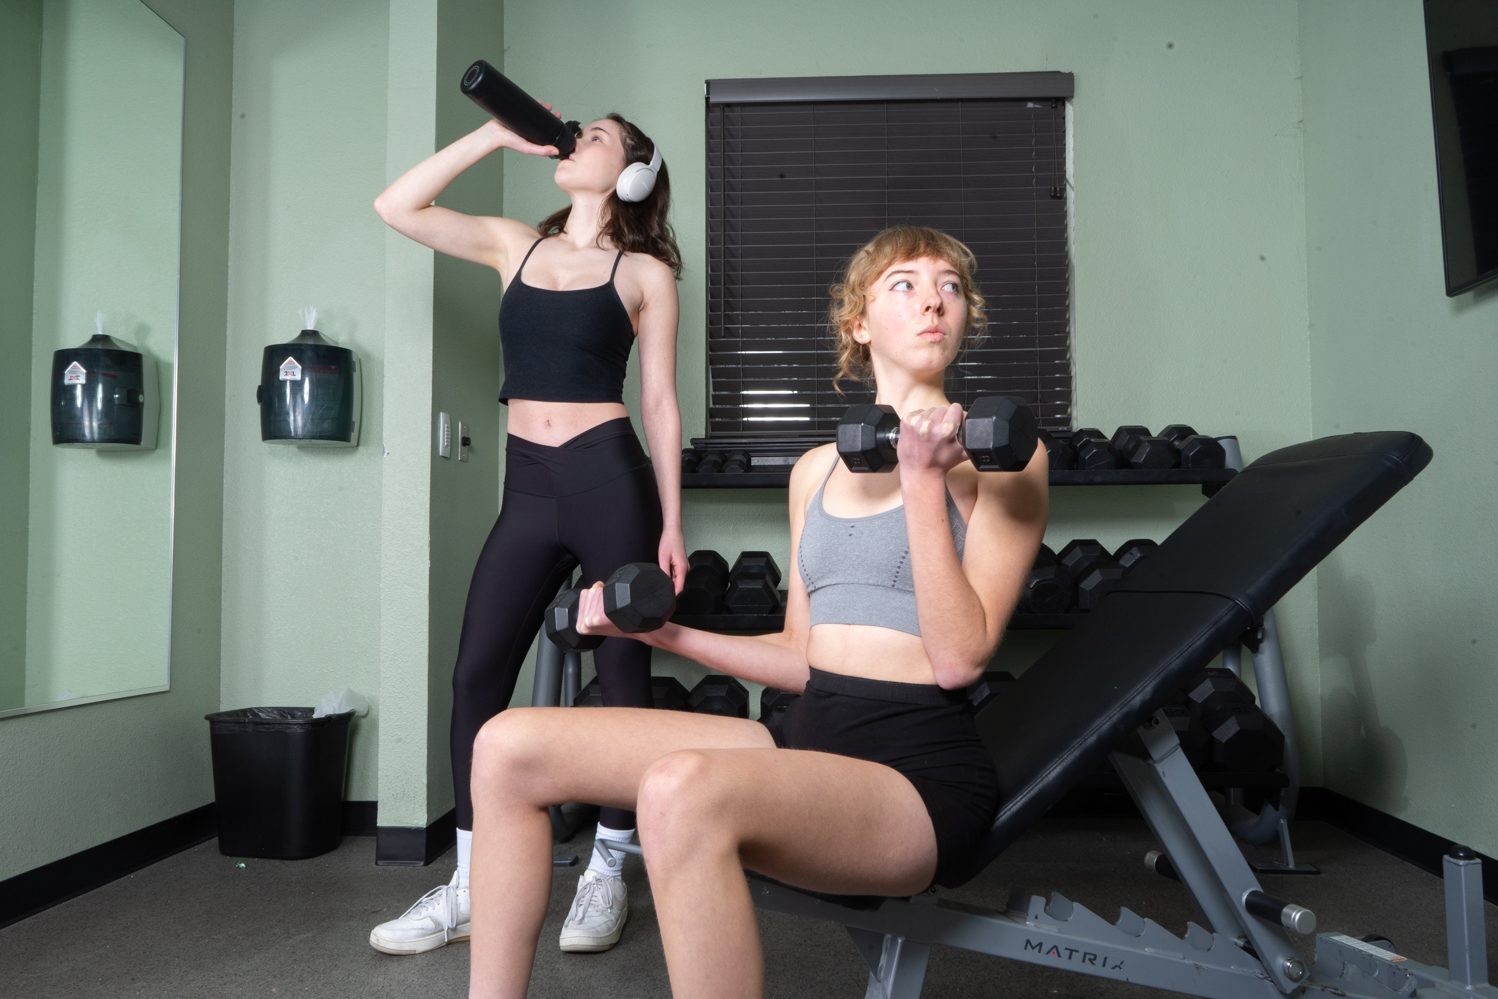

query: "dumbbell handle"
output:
544 588 603 653
874 415 988 461
545 563 675 652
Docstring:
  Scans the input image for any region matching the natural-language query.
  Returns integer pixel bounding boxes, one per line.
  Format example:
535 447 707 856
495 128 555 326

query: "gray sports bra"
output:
797 458 967 637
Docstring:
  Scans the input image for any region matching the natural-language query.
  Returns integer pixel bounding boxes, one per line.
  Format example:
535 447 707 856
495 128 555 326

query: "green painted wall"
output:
1300 0 1498 854
0 0 232 882
374 0 440 829
0 0 42 713
221 0 393 803
500 0 1322 768
25 0 181 707
223 0 506 826
425 0 505 818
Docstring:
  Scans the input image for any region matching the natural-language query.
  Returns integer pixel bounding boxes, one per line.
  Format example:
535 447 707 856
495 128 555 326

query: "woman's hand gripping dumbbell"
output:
544 563 676 652
836 396 1039 473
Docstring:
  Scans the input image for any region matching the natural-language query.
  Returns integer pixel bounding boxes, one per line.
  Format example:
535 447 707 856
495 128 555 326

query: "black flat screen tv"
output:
1425 0 1498 296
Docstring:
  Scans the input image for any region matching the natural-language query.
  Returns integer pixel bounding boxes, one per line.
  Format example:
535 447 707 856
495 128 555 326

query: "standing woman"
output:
369 110 686 956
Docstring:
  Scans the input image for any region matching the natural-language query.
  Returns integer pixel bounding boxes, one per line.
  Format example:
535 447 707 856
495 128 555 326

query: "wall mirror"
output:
0 0 184 717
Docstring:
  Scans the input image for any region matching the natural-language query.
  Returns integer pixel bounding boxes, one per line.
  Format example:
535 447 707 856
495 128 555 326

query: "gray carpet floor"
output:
1 817 1492 998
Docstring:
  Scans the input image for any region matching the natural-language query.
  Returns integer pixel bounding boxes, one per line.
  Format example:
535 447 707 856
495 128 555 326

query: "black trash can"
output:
205 707 354 859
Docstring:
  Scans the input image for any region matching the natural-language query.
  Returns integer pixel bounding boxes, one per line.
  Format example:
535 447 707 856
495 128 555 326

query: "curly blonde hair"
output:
829 226 987 393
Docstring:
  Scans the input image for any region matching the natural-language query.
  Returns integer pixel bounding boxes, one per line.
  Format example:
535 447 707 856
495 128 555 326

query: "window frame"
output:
701 71 1075 454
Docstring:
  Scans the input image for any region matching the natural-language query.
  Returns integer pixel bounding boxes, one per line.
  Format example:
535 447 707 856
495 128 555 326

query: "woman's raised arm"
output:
373 119 551 273
900 406 1049 689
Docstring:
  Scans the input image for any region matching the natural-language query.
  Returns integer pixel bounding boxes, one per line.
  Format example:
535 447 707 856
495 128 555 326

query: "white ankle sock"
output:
456 828 472 889
588 823 634 878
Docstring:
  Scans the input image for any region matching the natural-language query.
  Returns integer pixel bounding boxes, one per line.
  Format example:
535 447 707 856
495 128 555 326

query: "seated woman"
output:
466 225 1049 999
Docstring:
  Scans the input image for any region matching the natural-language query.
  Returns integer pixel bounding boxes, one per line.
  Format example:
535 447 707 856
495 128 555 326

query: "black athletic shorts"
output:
771 667 999 886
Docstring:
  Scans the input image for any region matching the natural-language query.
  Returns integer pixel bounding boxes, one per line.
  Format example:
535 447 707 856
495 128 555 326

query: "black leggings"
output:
451 418 662 830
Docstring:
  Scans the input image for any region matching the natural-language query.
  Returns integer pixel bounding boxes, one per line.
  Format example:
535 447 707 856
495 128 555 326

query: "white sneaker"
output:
369 872 470 955
559 869 628 952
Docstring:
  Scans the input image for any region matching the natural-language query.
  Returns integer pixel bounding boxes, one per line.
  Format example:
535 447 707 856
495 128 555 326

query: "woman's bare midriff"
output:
807 624 944 687
506 399 630 446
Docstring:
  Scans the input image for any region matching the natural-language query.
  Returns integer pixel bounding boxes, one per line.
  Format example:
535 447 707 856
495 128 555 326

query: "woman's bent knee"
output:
636 752 737 856
471 709 551 790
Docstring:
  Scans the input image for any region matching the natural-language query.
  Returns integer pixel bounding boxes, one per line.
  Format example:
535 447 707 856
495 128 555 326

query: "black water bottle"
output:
460 60 579 159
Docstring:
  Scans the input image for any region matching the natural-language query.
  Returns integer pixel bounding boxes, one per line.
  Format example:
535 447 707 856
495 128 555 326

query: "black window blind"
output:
705 74 1073 440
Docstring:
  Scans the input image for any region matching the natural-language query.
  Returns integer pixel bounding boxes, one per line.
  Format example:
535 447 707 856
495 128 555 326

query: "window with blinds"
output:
705 73 1073 441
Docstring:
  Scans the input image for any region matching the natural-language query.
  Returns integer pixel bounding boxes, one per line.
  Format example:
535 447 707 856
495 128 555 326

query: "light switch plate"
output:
437 412 451 458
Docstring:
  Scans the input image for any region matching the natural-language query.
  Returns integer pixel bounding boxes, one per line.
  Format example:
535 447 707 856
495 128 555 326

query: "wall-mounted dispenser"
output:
257 308 361 447
51 312 159 450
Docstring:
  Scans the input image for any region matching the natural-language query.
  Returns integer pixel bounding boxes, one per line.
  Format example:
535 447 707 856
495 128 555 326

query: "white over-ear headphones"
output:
616 142 663 203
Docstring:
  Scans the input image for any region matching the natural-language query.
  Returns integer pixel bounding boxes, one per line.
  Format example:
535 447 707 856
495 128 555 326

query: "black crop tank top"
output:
497 238 636 404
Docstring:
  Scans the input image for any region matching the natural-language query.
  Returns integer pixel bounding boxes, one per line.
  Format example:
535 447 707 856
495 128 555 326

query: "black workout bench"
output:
748 432 1495 999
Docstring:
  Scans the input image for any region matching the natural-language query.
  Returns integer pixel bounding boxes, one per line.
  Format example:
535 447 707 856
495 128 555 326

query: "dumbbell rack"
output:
682 445 1238 497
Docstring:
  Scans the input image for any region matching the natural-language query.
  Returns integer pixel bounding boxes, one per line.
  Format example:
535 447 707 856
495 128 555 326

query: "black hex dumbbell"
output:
1183 668 1286 772
1056 539 1125 611
696 451 725 474
1057 539 1109 580
1077 560 1126 610
727 551 782 614
1114 539 1159 572
677 550 730 615
1111 425 1181 469
760 688 799 740
681 450 700 474
1037 428 1076 470
722 450 751 473
1161 424 1228 470
837 397 1038 473
1179 435 1227 469
687 674 750 717
651 675 690 711
1128 436 1180 469
1020 545 1075 614
1071 428 1125 470
575 677 604 707
1110 425 1152 460
544 562 676 652
1160 424 1199 446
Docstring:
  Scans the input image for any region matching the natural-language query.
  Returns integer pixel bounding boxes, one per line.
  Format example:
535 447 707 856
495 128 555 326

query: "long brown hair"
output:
829 226 988 393
537 113 682 277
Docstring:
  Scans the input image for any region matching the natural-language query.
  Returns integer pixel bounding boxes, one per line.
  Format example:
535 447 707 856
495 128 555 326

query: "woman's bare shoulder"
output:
620 251 677 289
789 445 837 518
